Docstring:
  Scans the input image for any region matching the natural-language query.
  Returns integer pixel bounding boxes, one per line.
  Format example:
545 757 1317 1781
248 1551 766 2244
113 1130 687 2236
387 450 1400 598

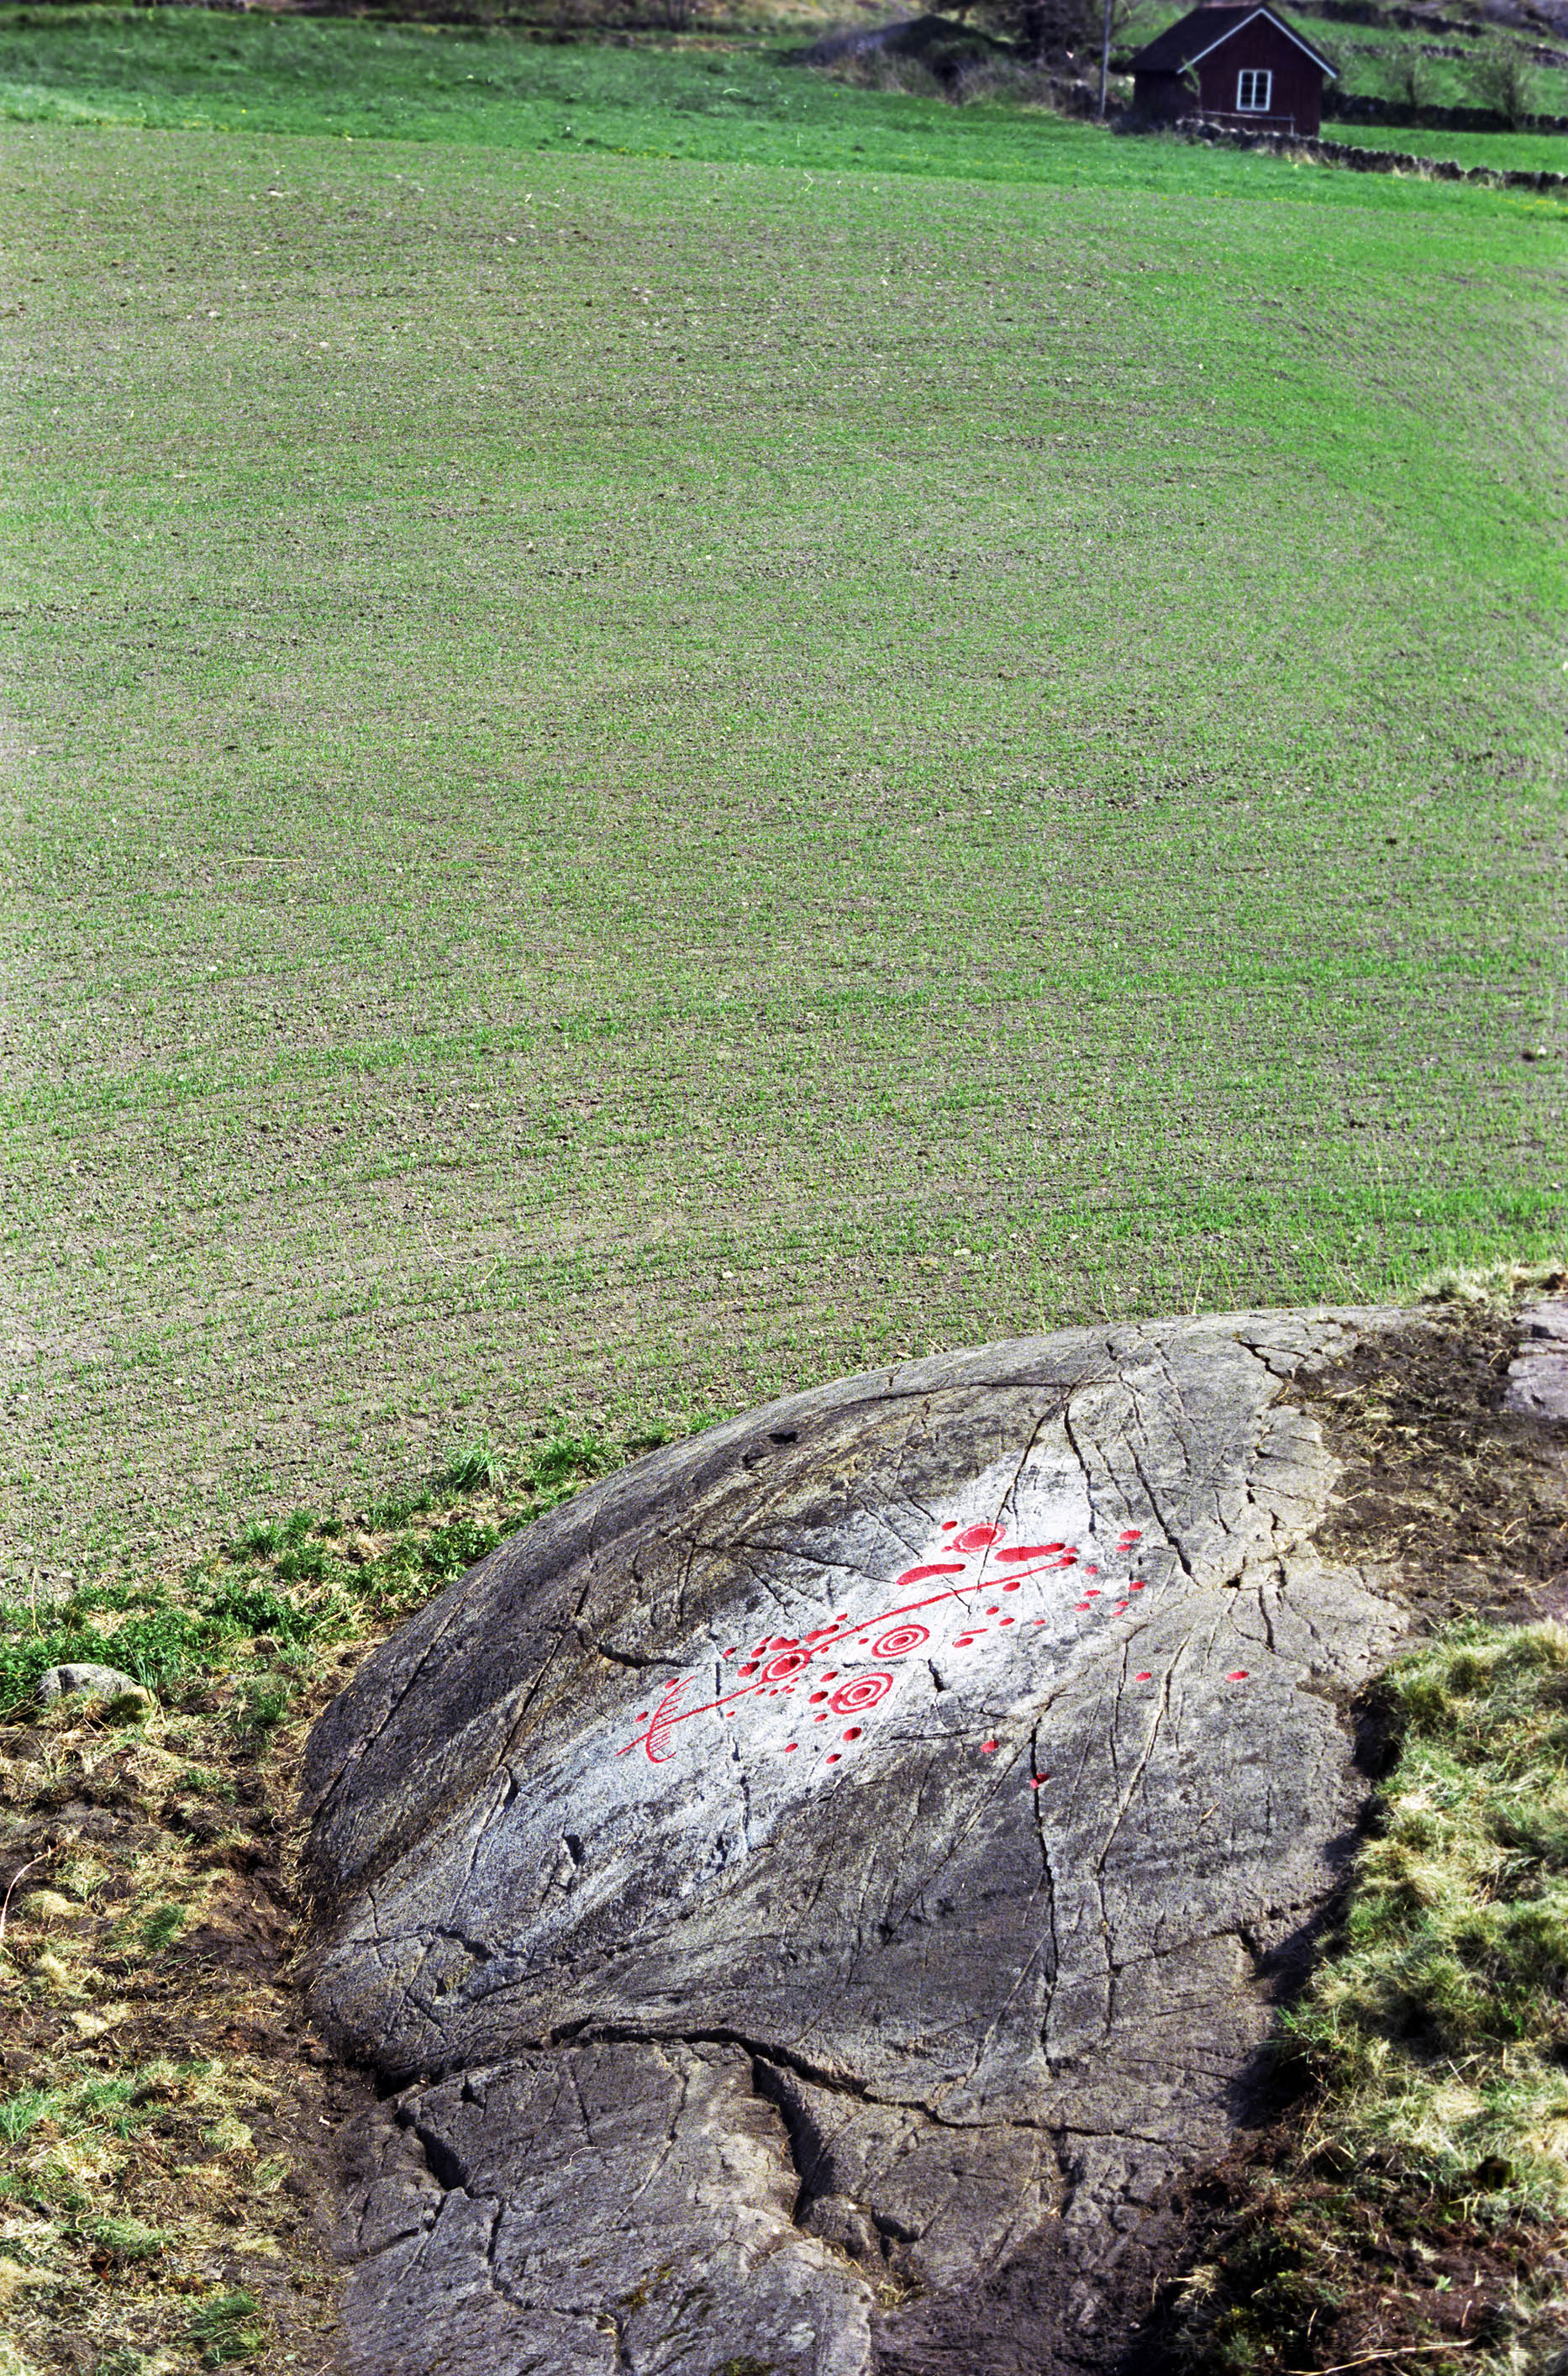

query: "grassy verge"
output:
1165 1622 1568 2376
0 1420 647 1720
0 1424 645 2373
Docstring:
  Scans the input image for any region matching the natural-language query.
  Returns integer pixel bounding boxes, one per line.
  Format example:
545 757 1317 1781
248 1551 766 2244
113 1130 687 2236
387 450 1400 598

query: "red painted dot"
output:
1074 1601 1092 1612
784 1741 798 1752
955 1636 977 1647
1135 1671 1152 1682
1118 1530 1143 1545
981 1739 998 1752
723 1649 737 1659
1033 1617 1047 1625
1227 1670 1250 1683
955 1523 1003 1552
942 1520 958 1530
1000 1617 1015 1627
1030 1776 1046 1789
815 1714 828 1723
998 1543 1064 1562
809 1691 829 1704
986 1605 1000 1615
1084 1566 1099 1577
1130 1582 1146 1592
826 1752 841 1763
843 1725 862 1741
738 1663 758 1678
1002 1582 1021 1594
822 1672 838 1682
807 1626 834 1640
1086 1589 1102 1599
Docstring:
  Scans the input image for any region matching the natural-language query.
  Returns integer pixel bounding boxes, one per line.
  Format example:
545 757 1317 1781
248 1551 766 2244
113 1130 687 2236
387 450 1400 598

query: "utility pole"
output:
1098 0 1113 116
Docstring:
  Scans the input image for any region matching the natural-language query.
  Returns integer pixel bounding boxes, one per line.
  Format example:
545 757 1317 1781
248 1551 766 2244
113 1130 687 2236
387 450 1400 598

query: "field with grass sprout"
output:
1 15 1566 2369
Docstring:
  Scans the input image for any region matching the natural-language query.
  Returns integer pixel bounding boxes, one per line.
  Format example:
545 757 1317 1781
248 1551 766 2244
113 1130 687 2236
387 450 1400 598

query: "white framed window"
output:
1236 68 1273 110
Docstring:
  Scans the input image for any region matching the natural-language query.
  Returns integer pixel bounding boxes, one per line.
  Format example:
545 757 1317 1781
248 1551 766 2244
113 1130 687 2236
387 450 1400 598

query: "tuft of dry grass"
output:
1292 1622 1568 2221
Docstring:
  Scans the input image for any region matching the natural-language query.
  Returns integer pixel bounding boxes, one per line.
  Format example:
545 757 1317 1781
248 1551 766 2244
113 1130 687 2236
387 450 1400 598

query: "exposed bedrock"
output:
301 1309 1417 2375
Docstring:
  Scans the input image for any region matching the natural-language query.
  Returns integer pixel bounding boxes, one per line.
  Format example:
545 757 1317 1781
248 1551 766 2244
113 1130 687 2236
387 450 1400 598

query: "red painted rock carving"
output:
615 1512 1155 1768
302 1310 1416 2376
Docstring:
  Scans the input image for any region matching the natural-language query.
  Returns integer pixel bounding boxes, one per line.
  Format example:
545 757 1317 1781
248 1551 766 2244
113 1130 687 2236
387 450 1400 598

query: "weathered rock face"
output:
302 1310 1413 2376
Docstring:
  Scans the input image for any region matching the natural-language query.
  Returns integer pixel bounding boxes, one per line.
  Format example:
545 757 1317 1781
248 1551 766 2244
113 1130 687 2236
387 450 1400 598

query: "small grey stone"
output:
37 1662 147 1707
1505 1299 1568 1420
1505 1357 1568 1421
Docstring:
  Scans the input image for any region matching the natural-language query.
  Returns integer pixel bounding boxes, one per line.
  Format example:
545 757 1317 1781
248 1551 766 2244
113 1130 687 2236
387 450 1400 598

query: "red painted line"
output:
615 1526 1114 1758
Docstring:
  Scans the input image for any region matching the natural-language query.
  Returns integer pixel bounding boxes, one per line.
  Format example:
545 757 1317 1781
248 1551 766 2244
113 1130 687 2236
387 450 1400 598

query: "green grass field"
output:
3 13 1565 1583
1328 124 1568 173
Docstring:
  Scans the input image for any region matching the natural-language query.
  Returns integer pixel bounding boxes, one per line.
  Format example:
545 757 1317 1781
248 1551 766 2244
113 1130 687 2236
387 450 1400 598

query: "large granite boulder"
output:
301 1310 1413 2375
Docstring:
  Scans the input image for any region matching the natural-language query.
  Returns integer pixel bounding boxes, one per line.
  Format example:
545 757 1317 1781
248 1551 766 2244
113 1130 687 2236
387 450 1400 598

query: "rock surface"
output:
303 1309 1420 2376
36 1662 147 1707
1505 1297 1568 1422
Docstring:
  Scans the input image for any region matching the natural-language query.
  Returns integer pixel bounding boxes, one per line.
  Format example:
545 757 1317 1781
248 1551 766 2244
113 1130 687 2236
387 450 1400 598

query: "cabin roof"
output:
1127 4 1339 80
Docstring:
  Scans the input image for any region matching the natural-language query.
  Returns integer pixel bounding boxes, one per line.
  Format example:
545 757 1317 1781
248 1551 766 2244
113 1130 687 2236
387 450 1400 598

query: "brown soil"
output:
1299 1284 1568 1635
1134 2139 1568 2376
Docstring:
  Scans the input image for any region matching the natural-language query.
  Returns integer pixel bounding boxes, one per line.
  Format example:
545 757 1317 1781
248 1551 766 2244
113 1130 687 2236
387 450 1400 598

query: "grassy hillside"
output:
2 12 1565 1588
3 5 1568 161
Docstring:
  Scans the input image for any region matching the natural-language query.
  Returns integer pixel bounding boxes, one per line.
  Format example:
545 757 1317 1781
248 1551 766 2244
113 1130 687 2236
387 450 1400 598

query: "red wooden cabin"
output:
1126 3 1337 138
